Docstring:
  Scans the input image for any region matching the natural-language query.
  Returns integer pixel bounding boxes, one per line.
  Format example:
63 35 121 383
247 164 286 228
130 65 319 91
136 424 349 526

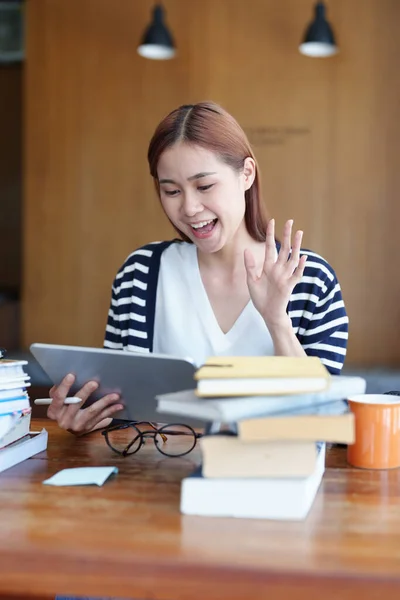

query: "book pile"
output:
0 358 47 473
181 412 354 520
156 356 366 422
155 356 366 521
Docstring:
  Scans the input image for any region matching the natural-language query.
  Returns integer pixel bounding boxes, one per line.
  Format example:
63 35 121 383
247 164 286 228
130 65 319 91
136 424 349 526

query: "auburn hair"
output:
147 101 268 242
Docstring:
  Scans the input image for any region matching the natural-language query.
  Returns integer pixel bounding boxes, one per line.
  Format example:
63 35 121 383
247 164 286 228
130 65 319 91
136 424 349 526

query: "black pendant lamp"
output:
299 1 338 58
137 4 176 60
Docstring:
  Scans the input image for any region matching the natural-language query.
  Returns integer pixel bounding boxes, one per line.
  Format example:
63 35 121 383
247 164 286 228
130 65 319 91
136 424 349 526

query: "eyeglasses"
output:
101 421 203 458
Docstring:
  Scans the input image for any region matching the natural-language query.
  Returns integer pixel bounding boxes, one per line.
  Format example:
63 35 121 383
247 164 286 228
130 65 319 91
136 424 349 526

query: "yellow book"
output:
200 435 318 479
195 356 330 397
238 413 355 444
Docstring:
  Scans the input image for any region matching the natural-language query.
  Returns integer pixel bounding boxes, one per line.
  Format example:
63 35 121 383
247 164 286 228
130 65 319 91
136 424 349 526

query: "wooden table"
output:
1 419 400 600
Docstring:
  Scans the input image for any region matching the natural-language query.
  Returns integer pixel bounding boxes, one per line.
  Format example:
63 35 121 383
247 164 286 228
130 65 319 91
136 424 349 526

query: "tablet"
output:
29 343 201 424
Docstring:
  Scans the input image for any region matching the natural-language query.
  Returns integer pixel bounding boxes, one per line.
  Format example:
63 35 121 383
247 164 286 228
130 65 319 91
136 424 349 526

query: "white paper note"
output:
43 466 118 486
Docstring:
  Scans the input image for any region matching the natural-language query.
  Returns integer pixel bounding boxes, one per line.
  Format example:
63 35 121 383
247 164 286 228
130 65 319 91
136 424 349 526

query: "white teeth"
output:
191 219 215 229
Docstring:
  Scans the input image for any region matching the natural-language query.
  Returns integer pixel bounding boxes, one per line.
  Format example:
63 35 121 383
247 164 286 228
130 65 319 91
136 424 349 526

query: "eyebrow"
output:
158 171 217 185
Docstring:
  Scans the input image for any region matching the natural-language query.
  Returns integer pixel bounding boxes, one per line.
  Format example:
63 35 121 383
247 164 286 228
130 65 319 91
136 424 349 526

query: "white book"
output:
0 414 20 442
180 444 326 521
0 429 48 474
156 376 366 423
0 397 31 416
0 389 29 400
0 373 30 384
0 410 32 449
0 379 31 391
0 361 28 380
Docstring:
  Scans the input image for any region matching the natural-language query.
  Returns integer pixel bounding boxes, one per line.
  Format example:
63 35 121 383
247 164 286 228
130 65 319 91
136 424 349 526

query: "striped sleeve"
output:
287 250 349 375
104 276 124 350
103 246 155 353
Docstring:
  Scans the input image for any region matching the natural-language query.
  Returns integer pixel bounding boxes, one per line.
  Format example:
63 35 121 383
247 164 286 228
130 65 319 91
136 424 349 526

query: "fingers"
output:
264 218 278 267
276 219 293 264
47 377 98 420
47 373 76 419
83 402 125 434
57 394 123 433
83 393 121 421
286 229 303 274
290 253 308 283
244 248 258 282
58 380 100 418
48 373 75 409
275 220 305 275
46 374 124 436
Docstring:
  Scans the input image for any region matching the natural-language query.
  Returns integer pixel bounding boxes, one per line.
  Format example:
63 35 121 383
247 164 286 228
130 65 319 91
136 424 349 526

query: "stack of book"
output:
155 356 366 521
0 358 47 473
156 356 366 422
181 412 354 520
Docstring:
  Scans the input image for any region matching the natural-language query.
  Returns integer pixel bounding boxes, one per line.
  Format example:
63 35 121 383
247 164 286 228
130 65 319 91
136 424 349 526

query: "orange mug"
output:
347 394 400 469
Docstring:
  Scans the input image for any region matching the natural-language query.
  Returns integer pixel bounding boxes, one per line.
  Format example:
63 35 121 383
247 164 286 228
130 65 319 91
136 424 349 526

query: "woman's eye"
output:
164 189 180 196
198 184 214 192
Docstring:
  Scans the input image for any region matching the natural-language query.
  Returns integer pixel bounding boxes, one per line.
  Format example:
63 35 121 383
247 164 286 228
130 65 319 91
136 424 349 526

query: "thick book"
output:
0 389 30 401
0 429 48 474
0 414 19 442
156 375 366 423
195 356 330 397
201 436 318 478
0 396 31 416
0 361 30 400
0 381 30 393
0 409 32 449
180 444 326 520
0 360 29 381
0 377 31 389
238 413 355 444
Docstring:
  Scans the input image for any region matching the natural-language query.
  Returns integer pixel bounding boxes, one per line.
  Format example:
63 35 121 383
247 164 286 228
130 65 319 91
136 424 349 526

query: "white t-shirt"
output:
153 242 274 367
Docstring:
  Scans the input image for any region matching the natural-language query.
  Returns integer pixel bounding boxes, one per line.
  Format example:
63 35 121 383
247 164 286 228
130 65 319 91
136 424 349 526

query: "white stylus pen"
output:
34 397 82 405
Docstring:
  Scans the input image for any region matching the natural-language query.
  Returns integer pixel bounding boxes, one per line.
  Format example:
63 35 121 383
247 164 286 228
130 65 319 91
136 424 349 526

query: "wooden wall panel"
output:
22 0 400 366
324 0 400 364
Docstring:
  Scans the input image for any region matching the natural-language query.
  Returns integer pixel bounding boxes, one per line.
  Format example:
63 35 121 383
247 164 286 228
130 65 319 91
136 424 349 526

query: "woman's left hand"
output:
244 218 307 329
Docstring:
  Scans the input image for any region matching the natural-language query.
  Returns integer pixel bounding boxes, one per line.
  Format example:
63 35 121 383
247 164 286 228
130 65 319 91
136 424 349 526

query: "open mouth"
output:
190 218 218 236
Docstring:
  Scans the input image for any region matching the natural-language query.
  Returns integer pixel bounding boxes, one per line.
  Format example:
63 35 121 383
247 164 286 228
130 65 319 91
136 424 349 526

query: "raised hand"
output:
244 218 307 329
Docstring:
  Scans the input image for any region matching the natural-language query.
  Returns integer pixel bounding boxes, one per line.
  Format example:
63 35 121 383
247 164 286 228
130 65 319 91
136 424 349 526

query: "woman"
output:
47 101 348 434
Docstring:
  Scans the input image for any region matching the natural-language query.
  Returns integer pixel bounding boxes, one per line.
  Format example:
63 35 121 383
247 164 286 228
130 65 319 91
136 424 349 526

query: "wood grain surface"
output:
0 419 400 599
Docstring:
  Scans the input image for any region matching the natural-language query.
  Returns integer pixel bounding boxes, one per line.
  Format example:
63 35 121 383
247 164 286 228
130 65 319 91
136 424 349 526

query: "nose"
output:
181 190 203 218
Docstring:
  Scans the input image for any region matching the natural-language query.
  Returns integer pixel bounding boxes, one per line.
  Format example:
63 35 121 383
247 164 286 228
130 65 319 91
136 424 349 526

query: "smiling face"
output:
157 143 255 254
